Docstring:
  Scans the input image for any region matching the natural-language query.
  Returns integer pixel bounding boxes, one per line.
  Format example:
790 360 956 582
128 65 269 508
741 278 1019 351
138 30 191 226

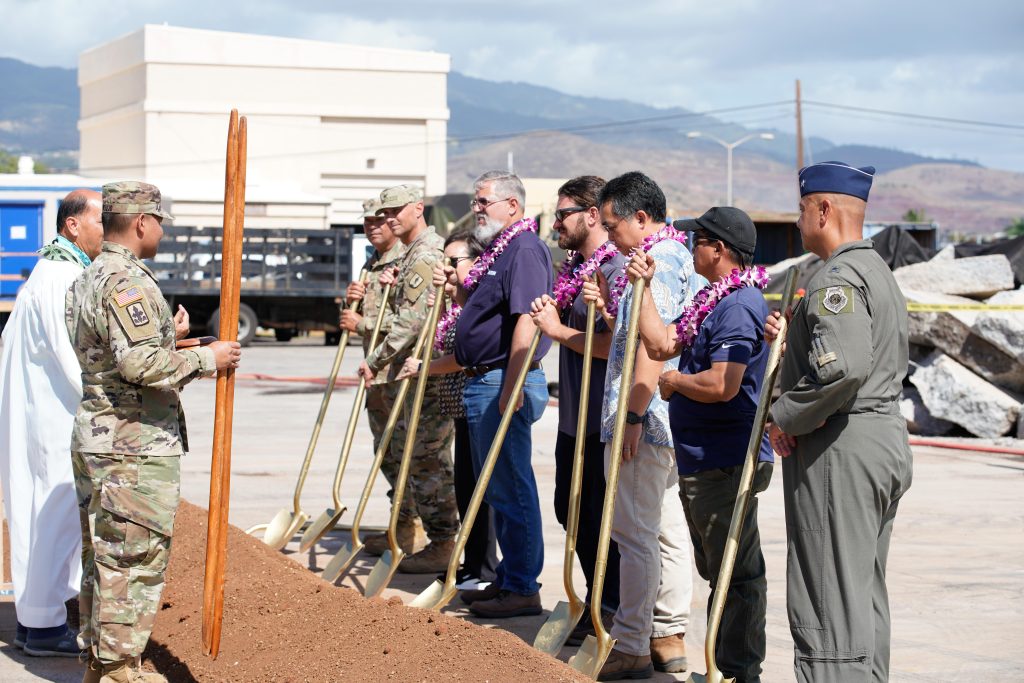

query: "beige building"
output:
77 24 450 227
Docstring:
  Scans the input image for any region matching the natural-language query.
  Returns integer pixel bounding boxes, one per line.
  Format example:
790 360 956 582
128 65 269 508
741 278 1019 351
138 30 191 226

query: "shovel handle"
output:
430 328 545 609
561 301 596 606
289 268 369 512
586 278 646 641
701 266 799 678
328 282 392 509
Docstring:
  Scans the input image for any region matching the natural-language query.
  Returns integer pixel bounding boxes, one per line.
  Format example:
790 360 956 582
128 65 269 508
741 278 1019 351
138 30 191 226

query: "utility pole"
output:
795 79 804 170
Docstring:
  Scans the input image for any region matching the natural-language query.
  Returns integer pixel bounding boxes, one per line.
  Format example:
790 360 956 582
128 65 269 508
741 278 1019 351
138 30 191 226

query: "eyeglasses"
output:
554 206 588 223
470 196 513 210
448 256 473 268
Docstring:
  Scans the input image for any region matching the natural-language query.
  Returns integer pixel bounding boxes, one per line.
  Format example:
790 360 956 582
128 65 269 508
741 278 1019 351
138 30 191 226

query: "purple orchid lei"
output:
606 225 688 317
433 217 538 350
674 266 771 349
553 241 618 311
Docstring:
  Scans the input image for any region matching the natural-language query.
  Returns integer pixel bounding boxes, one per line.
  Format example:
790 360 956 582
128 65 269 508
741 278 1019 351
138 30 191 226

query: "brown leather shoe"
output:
467 590 542 618
398 540 455 574
362 518 425 557
650 633 687 673
459 581 500 605
597 648 653 681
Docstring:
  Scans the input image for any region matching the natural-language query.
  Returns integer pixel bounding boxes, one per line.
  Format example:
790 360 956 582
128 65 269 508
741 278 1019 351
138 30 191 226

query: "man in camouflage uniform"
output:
340 198 425 553
66 182 241 683
356 184 458 573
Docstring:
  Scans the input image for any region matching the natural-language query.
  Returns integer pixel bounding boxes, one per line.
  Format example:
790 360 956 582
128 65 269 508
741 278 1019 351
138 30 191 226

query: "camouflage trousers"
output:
72 452 179 663
365 378 458 541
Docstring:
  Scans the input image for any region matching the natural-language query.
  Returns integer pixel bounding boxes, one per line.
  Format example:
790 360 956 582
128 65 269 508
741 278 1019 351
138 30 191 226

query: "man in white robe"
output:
0 189 103 656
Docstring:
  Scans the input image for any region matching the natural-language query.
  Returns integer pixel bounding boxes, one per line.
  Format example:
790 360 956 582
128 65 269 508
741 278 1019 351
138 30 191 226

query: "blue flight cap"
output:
798 161 875 201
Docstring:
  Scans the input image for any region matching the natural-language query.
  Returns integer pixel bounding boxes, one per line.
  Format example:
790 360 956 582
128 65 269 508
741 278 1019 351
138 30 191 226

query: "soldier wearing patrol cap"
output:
356 184 458 572
341 198 426 553
66 181 242 683
766 162 913 683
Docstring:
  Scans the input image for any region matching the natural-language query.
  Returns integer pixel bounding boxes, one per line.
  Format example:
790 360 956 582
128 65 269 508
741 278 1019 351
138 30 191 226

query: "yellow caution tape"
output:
763 292 1024 311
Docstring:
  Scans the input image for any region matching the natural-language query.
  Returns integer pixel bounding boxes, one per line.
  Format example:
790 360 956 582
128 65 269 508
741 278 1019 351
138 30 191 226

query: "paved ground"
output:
2 336 1022 681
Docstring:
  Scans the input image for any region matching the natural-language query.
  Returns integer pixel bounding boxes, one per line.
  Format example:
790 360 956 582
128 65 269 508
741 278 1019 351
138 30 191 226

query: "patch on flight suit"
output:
818 286 854 315
404 260 434 303
110 286 159 343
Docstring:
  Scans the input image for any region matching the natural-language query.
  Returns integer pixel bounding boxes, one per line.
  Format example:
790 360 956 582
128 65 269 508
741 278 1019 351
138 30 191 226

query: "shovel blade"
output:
321 539 362 583
687 673 734 683
363 548 405 598
298 506 346 553
570 632 616 679
533 599 586 656
408 579 449 610
263 509 306 551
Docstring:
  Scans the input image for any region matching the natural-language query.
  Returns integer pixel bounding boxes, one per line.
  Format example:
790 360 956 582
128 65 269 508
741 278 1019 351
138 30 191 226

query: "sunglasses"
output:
448 255 474 268
554 206 588 222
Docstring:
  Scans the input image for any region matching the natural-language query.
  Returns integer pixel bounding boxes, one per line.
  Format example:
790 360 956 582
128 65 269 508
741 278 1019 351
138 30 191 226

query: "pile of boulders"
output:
895 254 1024 438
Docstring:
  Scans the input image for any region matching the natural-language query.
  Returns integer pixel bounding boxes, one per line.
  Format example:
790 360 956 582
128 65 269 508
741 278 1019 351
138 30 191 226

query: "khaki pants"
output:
606 440 692 656
73 452 179 663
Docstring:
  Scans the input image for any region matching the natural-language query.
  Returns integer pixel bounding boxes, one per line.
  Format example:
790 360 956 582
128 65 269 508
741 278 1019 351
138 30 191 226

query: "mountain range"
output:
1 57 1021 233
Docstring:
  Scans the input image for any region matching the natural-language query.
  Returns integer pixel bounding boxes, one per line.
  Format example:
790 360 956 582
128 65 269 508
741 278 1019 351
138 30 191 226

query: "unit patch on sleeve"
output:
404 260 433 303
109 287 160 343
818 286 855 315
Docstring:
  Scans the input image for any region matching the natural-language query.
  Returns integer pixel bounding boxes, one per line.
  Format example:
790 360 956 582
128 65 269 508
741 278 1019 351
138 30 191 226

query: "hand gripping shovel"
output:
296 283 393 552
321 289 445 582
256 269 369 550
410 327 544 611
687 266 798 683
570 278 647 679
533 300 597 655
362 289 448 597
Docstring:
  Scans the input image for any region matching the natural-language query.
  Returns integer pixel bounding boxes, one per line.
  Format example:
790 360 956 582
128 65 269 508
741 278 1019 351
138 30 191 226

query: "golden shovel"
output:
363 289 448 597
570 278 646 679
687 266 798 683
296 283 393 552
533 300 597 655
410 328 544 611
257 269 369 550
321 290 445 582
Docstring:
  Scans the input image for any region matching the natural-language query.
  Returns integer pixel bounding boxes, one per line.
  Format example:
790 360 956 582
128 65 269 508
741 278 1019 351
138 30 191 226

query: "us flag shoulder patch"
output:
114 287 143 307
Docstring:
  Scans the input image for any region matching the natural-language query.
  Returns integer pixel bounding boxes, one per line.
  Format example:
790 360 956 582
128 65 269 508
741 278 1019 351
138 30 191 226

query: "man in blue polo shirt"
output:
453 170 553 618
630 206 772 683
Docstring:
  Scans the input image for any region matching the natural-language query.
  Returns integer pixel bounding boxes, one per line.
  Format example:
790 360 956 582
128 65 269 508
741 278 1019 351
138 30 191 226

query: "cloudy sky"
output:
4 0 1023 170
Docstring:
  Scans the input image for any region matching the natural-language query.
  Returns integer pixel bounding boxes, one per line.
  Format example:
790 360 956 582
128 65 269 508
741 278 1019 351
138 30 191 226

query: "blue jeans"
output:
463 367 548 595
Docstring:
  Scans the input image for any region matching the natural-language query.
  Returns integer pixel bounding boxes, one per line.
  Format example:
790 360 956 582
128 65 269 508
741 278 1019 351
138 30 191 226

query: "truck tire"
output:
209 302 258 347
274 328 295 343
324 331 341 346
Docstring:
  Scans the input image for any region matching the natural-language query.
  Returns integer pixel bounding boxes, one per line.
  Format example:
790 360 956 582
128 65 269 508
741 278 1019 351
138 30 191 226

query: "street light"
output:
685 131 775 206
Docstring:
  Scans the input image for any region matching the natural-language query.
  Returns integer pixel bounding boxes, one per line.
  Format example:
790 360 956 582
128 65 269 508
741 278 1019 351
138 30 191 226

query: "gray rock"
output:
932 245 956 261
900 385 954 436
894 255 1015 298
909 352 1021 438
1018 409 1024 440
903 289 1024 392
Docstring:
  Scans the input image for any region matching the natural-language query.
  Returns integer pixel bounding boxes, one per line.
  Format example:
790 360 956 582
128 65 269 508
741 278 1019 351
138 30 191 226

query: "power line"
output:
804 100 1024 132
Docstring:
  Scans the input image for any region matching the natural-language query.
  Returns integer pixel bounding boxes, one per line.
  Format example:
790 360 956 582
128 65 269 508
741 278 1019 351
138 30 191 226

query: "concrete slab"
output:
2 337 1023 681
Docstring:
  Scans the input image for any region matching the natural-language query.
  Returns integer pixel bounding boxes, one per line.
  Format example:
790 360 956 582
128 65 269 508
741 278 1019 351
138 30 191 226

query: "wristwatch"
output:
625 411 646 425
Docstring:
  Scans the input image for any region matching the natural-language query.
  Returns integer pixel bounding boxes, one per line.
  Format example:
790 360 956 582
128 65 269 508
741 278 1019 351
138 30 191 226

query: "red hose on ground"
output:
909 438 1024 456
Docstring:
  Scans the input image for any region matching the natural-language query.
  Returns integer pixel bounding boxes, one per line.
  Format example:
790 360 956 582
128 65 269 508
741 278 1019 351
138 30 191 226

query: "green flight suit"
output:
772 239 914 683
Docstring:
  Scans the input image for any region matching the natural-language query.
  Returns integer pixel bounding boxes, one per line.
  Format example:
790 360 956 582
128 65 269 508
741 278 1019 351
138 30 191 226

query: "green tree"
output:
1007 218 1024 238
902 208 929 222
0 148 50 174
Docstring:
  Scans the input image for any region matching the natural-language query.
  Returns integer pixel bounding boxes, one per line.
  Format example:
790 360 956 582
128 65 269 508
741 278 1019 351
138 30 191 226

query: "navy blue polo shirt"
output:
454 231 553 368
668 286 774 474
558 252 626 436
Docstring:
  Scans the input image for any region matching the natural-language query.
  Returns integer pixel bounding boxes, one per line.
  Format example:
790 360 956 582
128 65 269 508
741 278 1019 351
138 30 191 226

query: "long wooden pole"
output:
203 109 245 658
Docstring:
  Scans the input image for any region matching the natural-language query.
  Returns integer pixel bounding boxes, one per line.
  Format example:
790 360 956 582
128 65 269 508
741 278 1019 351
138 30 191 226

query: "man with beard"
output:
0 189 103 657
340 197 425 555
357 185 458 573
528 176 624 643
450 171 553 618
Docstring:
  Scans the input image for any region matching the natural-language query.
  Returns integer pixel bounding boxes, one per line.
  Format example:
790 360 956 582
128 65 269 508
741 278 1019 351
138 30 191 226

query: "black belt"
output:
463 360 541 378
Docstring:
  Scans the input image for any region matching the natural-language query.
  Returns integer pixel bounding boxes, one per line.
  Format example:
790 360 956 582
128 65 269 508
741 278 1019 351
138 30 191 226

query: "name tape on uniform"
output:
763 292 1024 311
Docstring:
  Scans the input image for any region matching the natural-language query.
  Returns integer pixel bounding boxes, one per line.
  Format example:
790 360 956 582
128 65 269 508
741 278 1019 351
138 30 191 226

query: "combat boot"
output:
597 648 653 681
362 517 425 557
398 539 456 573
97 657 167 683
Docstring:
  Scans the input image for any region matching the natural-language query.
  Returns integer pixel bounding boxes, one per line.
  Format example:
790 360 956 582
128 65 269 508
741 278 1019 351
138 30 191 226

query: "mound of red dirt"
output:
143 501 589 682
